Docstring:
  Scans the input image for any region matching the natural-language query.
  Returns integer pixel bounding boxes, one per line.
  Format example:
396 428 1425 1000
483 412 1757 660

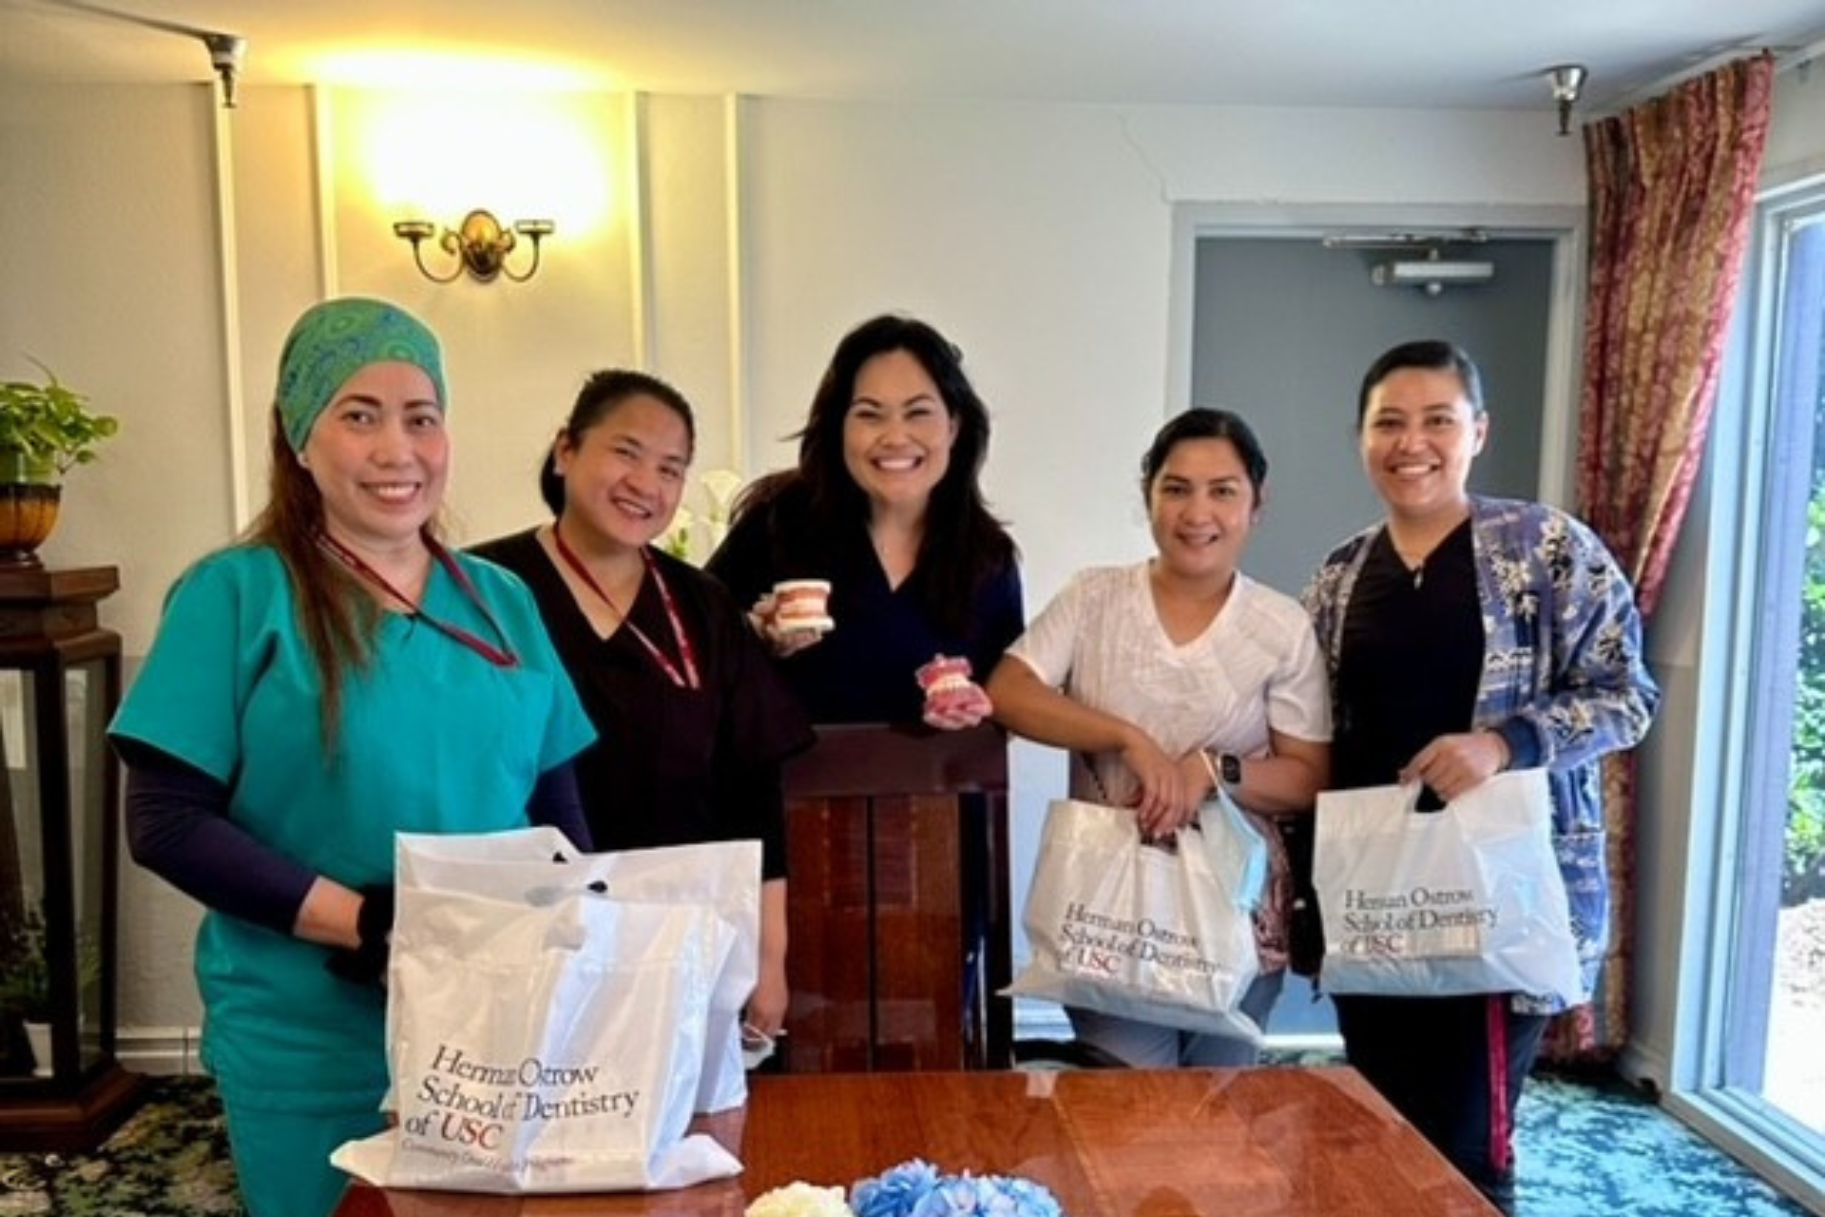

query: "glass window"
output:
1685 176 1825 1210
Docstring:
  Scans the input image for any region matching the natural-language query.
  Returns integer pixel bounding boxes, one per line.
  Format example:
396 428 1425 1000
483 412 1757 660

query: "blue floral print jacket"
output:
1302 496 1660 1012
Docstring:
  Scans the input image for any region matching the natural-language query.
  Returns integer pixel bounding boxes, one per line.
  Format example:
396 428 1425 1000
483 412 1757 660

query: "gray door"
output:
1190 233 1556 1038
1191 235 1552 597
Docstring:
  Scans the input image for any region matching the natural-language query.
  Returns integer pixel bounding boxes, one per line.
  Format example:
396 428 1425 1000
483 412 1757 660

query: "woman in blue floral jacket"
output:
1301 339 1658 1215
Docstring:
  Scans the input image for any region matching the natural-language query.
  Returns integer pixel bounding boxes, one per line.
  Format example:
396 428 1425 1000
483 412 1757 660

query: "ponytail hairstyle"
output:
538 369 697 516
1140 408 1269 507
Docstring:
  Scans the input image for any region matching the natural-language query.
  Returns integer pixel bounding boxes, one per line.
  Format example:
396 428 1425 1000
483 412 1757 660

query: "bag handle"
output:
1396 779 1450 816
1077 750 1200 852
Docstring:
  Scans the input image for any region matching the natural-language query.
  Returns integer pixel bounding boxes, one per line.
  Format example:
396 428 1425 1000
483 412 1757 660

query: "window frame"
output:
1664 171 1825 1213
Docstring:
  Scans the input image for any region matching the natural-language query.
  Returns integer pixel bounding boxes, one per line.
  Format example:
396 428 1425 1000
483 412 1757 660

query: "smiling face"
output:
301 360 447 557
1359 365 1487 527
553 392 692 552
1147 436 1260 584
841 349 959 518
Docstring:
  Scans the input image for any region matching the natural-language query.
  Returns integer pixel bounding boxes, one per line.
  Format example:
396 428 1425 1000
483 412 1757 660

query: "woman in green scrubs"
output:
109 298 595 1217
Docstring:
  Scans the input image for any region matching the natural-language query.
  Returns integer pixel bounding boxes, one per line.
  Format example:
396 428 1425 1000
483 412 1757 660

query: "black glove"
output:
325 884 395 988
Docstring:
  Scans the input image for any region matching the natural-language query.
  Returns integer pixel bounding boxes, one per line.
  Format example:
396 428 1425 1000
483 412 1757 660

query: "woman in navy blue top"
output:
708 315 1023 725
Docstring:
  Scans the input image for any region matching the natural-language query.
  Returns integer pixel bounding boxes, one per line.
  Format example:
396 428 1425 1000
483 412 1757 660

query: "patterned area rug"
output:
0 1075 243 1216
1516 1072 1811 1217
0 1069 1813 1216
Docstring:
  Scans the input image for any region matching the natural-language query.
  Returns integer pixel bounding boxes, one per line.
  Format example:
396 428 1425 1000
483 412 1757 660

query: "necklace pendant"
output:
1413 565 1424 589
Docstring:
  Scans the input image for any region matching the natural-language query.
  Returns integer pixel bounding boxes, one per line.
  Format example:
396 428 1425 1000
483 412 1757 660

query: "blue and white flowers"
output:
851 1158 1064 1217
746 1157 1064 1217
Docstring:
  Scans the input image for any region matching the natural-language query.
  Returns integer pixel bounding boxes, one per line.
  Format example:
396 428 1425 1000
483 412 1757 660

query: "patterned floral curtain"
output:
1555 54 1775 1060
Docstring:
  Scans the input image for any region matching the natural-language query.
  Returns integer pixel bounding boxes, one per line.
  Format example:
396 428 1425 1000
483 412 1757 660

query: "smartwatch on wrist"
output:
1218 751 1243 787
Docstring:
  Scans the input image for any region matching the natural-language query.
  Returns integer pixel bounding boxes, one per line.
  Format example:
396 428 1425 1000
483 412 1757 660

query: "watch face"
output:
1220 753 1243 785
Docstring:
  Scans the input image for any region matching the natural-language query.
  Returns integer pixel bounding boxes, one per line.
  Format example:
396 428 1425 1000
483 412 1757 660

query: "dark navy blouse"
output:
707 499 1024 725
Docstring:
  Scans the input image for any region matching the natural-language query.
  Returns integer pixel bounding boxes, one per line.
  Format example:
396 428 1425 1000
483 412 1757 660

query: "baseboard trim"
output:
1619 1040 1673 1096
118 1026 204 1076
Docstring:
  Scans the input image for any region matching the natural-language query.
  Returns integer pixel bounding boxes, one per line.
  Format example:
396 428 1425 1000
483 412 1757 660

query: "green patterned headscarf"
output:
276 297 446 453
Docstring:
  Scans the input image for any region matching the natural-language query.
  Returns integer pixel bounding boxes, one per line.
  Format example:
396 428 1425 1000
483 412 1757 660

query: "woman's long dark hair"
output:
245 406 443 751
729 315 1016 636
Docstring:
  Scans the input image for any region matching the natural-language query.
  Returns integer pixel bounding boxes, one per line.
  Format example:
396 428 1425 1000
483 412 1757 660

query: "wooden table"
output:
335 1067 1500 1216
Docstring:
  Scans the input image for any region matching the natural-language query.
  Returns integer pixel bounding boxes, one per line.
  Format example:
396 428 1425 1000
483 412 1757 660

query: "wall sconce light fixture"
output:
392 209 555 284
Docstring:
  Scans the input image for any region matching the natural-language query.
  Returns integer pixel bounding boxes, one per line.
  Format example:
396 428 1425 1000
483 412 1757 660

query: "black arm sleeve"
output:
119 741 315 935
529 760 594 852
729 758 790 881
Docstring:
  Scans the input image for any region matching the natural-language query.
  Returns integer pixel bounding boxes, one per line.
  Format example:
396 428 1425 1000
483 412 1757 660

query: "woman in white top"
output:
986 407 1331 1066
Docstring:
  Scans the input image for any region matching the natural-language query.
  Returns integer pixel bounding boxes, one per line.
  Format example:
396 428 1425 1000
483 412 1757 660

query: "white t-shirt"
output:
1007 561 1330 806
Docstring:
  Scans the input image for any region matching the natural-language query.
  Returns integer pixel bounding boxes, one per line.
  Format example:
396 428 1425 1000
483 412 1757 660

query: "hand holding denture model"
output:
751 578 834 656
915 653 994 730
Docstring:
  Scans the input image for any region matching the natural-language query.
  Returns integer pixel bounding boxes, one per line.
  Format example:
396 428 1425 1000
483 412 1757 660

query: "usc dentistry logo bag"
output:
1005 794 1267 1041
331 830 750 1194
1312 769 1581 1003
376 827 762 1115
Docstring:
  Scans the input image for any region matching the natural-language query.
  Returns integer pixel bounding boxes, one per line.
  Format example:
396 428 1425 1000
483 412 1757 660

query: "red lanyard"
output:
315 531 520 669
551 527 702 690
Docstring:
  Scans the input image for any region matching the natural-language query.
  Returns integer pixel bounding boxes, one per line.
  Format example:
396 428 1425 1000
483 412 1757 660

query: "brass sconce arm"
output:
392 209 554 284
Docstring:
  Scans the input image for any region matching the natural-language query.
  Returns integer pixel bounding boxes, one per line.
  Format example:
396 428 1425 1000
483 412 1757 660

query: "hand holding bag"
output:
331 831 746 1194
386 827 760 1114
1312 768 1581 1003
1004 793 1268 1041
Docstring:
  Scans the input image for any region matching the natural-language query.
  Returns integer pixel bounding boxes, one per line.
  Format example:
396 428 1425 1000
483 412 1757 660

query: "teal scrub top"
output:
110 544 594 1110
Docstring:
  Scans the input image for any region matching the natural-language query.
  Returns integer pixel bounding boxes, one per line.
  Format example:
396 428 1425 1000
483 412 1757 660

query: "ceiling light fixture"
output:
392 210 555 284
1371 248 1495 296
1546 64 1588 137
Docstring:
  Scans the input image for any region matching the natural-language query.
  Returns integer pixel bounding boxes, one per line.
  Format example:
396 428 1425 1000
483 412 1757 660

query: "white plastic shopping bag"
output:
331 833 745 1194
1005 794 1267 1041
387 827 761 1113
1313 769 1581 1003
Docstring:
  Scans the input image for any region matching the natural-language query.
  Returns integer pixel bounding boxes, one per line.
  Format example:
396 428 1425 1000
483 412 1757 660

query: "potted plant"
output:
0 904 50 1023
0 359 120 567
0 905 52 1076
0 902 103 1077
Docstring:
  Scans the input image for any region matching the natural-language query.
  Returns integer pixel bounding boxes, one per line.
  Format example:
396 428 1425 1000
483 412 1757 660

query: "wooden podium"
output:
780 723 1011 1072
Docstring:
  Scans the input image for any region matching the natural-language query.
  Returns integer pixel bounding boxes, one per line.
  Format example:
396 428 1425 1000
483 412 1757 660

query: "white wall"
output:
0 81 233 1032
738 100 1583 613
2 73 1596 1061
1764 59 1825 184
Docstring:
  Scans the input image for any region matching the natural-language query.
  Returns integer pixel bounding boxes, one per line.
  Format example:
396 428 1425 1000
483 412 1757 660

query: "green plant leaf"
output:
0 359 119 479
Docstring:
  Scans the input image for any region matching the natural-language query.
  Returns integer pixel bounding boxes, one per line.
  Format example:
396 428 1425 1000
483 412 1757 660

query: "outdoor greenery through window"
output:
1727 189 1825 1147
1767 208 1825 1132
